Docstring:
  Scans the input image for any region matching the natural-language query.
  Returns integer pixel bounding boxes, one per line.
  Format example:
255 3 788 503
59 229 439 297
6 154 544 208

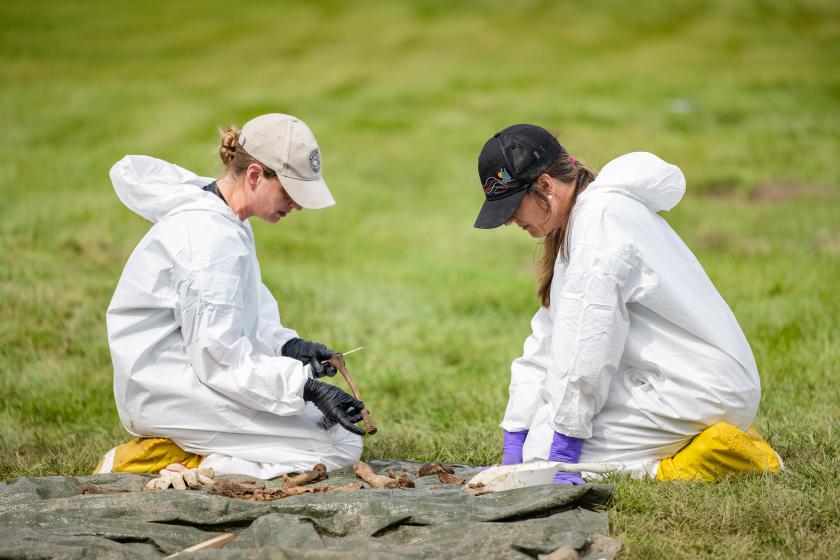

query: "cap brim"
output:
474 189 527 229
280 175 336 210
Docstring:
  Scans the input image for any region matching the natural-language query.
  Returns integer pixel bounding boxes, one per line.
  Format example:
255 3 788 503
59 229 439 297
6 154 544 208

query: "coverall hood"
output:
109 155 234 224
583 152 686 212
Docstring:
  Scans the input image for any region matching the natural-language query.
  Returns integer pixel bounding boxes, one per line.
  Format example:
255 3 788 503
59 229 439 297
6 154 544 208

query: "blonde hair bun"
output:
219 126 240 166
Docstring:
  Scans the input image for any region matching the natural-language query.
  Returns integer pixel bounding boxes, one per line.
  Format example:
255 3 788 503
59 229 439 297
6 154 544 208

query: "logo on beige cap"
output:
309 149 321 174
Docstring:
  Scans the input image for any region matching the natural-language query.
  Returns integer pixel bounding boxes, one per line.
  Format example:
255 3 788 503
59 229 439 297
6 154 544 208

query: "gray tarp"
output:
0 461 619 559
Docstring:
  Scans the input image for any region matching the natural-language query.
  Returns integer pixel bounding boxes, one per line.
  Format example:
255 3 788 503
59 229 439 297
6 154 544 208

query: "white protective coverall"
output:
501 152 761 478
106 155 362 478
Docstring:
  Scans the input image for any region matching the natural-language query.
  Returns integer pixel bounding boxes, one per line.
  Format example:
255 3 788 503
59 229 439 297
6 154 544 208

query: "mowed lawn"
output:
1 1 838 557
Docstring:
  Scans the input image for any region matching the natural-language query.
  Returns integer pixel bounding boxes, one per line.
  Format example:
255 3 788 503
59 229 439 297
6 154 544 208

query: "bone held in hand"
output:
329 354 377 435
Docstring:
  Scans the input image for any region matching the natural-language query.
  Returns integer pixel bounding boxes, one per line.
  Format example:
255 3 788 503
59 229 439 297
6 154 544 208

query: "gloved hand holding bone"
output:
281 337 338 378
303 378 366 435
144 462 215 490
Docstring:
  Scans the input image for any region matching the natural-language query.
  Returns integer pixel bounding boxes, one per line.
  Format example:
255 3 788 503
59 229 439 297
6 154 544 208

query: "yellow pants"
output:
656 422 782 482
94 437 203 474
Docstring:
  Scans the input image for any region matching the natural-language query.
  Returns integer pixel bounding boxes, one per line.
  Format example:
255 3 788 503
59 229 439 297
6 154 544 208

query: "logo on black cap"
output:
482 167 521 199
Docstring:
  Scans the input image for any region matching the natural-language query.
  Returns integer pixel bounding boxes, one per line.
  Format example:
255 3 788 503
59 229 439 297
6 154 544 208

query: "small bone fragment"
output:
282 463 328 489
354 461 399 488
417 462 462 483
281 485 330 497
394 473 415 488
386 468 415 488
418 462 455 477
354 461 413 489
438 471 465 485
212 478 360 501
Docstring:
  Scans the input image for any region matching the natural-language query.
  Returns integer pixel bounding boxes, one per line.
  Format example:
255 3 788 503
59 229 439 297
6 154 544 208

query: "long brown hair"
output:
530 150 597 307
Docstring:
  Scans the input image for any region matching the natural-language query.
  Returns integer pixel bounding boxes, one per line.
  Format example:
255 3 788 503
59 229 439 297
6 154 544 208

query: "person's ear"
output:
534 173 554 196
245 164 263 190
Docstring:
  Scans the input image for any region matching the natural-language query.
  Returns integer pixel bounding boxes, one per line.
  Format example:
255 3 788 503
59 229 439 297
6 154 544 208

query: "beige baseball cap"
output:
238 113 335 209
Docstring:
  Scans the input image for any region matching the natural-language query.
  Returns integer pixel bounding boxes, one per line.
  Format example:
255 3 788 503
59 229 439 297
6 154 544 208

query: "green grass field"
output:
1 1 838 557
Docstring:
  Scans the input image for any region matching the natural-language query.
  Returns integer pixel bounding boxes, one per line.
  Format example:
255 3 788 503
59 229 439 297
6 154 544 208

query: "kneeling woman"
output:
474 124 780 482
101 114 364 479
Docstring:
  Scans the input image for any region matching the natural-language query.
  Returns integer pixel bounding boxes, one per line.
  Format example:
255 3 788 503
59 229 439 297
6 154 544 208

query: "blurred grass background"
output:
1 0 838 557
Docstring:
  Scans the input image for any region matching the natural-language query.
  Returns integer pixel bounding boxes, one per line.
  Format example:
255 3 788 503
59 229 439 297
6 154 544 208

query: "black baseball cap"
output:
474 124 562 229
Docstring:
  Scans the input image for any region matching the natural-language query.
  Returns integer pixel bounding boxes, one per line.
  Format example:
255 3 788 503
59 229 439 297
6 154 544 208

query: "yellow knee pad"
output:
656 422 781 482
94 437 203 474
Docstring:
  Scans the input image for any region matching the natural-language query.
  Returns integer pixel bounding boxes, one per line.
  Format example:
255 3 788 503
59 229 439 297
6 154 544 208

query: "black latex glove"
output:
303 379 365 435
281 337 338 378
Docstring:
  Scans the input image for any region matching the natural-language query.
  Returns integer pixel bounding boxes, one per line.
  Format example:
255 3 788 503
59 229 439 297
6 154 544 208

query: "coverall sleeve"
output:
500 306 553 432
178 266 308 416
544 201 636 439
257 282 299 355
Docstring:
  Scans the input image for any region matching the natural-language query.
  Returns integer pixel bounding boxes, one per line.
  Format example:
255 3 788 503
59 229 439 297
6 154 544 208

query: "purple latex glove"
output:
549 431 585 485
502 430 529 465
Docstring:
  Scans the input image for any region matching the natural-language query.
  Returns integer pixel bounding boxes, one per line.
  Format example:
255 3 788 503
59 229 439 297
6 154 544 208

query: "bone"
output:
417 462 455 477
437 471 465 485
282 485 330 497
210 480 331 501
329 354 377 435
282 463 328 489
353 461 413 489
417 462 464 485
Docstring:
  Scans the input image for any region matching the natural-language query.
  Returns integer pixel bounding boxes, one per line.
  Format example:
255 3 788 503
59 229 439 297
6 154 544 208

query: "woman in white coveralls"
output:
101 114 364 480
473 124 780 482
